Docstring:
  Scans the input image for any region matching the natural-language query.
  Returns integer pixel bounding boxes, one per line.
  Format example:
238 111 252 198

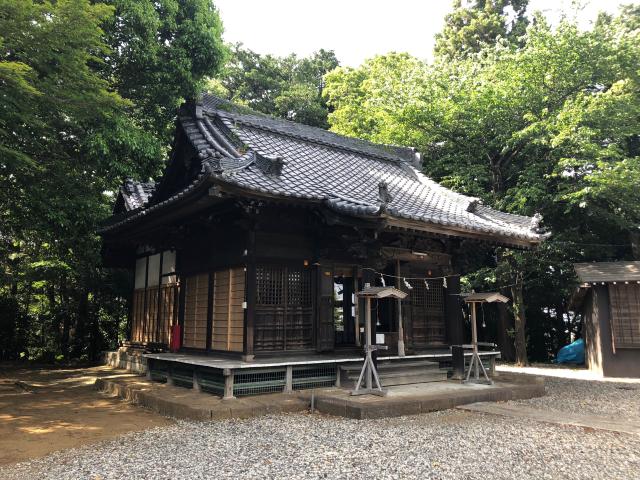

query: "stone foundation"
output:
103 347 148 374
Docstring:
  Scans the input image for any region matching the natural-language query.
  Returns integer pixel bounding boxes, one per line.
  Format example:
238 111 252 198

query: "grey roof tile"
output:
103 95 549 244
120 180 155 211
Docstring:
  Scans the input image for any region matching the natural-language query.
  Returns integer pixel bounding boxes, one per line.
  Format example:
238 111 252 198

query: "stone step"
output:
340 370 448 388
339 360 441 373
339 359 448 388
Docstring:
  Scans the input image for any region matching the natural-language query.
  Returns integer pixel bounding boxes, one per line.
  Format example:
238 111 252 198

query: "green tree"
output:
325 8 640 363
209 44 339 128
0 0 225 361
435 0 529 59
100 0 226 140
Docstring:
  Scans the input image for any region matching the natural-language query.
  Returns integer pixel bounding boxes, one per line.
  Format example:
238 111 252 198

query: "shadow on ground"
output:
0 365 173 465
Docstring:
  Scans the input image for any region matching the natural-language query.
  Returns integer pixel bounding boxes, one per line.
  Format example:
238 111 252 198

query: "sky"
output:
214 0 629 66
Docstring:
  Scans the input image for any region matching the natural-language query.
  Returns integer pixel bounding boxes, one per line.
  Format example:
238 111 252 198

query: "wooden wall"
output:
585 285 640 378
182 273 209 349
182 268 246 352
130 284 176 344
212 268 245 352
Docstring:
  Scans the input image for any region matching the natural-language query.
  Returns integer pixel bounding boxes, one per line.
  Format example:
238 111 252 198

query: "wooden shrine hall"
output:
100 95 548 397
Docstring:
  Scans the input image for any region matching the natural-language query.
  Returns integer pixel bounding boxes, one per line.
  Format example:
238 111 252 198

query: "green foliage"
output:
209 44 339 128
101 0 226 140
434 0 529 59
0 0 224 361
325 6 640 361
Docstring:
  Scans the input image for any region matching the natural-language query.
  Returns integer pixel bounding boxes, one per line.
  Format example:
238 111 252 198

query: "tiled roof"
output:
574 262 640 283
119 180 156 211
103 94 549 245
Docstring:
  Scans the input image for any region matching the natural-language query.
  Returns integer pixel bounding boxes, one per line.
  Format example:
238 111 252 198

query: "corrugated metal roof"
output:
574 261 640 283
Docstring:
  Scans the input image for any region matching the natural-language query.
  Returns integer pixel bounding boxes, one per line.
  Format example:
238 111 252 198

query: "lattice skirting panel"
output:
147 362 338 397
233 368 287 396
292 365 337 390
148 360 170 383
198 370 225 396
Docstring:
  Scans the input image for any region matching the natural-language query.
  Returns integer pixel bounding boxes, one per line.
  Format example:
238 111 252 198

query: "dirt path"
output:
0 365 173 465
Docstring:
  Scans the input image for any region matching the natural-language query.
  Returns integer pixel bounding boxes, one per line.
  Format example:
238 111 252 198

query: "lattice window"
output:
287 269 312 307
406 277 446 346
255 265 313 351
609 284 640 349
425 279 444 314
407 279 444 310
256 265 285 305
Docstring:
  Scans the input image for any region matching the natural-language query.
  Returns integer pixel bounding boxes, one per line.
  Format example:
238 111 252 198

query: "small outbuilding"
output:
571 261 640 378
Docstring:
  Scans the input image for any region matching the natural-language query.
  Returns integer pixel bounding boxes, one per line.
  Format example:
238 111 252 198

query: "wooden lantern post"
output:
351 284 408 396
463 292 509 384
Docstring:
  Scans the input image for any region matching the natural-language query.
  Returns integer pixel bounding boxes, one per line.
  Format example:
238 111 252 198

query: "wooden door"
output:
316 266 335 352
254 264 313 351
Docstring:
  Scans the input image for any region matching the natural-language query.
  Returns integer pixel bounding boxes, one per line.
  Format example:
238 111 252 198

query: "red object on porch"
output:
170 324 181 352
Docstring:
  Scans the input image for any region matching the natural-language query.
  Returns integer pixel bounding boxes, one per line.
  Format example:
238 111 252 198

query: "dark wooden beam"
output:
243 228 256 360
206 271 214 351
445 275 464 346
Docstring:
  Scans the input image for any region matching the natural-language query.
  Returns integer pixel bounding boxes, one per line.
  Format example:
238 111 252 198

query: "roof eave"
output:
383 216 544 249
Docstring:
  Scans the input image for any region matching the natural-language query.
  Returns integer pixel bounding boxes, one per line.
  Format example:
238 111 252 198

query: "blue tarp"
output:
556 338 585 364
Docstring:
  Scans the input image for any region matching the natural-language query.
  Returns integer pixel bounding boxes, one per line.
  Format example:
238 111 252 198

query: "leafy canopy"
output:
0 0 225 360
324 7 640 360
208 44 339 128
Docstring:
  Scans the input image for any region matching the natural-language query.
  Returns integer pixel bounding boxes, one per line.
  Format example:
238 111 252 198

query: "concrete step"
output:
341 370 448 388
339 360 441 373
339 360 448 387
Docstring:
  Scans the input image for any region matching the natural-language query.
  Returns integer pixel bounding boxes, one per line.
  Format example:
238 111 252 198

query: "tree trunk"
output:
74 288 89 358
61 276 70 359
510 277 528 366
496 297 515 362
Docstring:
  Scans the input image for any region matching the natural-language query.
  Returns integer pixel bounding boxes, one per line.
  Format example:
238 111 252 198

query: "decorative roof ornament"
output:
529 213 544 233
409 147 422 169
378 181 393 212
466 198 481 213
194 93 204 119
255 152 286 176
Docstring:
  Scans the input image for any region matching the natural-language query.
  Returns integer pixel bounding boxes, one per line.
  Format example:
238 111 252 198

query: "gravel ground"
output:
1 410 639 480
514 374 640 419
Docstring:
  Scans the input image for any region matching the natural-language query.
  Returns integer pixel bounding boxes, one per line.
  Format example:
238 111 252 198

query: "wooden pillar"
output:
226 269 233 350
353 267 361 347
177 273 186 348
192 368 201 392
205 272 214 351
166 363 174 386
155 251 164 343
146 358 153 380
284 365 293 393
395 260 405 357
365 296 373 390
445 275 464 346
244 230 256 361
471 302 479 380
223 369 235 400
141 256 149 342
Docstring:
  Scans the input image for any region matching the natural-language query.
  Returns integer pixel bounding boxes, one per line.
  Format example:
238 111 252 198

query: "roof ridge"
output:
216 110 417 165
200 94 420 166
